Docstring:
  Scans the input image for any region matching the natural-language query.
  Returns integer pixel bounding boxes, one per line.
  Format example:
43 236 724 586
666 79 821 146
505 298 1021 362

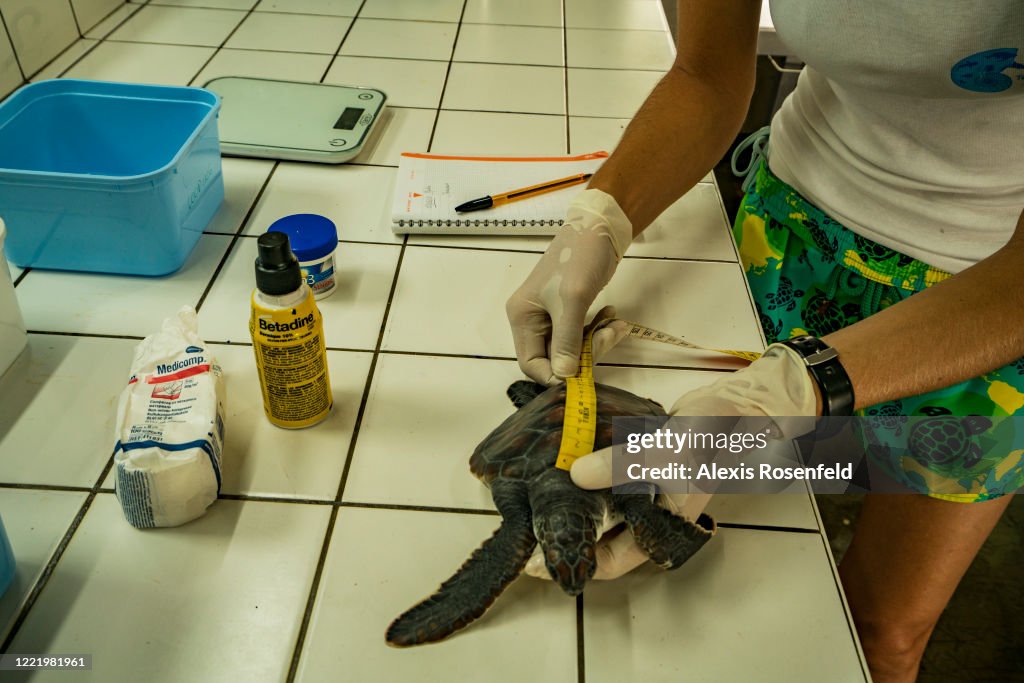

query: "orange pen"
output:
454 172 593 213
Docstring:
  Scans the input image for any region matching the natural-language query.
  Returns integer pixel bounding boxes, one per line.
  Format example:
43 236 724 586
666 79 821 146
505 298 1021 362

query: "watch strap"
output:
779 336 855 416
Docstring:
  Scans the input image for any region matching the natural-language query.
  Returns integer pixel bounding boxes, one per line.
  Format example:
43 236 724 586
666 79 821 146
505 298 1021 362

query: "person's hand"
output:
506 189 632 385
525 343 820 581
667 342 820 437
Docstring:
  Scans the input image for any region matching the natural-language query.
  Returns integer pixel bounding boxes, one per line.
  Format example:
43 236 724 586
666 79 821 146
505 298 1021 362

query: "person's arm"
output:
558 216 1024 580
589 0 762 233
506 0 762 384
826 208 1024 411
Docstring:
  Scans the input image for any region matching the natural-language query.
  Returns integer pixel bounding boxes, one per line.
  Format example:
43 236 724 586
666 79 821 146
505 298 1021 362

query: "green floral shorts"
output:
733 161 1024 502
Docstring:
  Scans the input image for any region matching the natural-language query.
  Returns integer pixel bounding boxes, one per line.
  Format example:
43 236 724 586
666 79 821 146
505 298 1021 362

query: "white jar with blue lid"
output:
266 214 338 300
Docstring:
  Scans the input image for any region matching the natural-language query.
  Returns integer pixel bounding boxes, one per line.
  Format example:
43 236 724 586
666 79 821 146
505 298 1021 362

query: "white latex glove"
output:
667 343 820 440
525 343 819 581
506 189 632 385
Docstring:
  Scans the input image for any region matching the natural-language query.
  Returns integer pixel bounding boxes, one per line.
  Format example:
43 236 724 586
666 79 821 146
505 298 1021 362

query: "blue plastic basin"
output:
0 79 224 276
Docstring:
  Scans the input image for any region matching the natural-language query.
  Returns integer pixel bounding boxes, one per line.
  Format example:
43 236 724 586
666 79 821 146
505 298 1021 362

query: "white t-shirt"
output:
767 0 1024 274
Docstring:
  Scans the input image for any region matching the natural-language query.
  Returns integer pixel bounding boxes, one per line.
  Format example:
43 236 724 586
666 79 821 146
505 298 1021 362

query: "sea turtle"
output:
755 302 784 340
865 401 908 436
385 380 716 647
802 291 861 336
853 234 916 268
763 275 804 312
908 415 993 469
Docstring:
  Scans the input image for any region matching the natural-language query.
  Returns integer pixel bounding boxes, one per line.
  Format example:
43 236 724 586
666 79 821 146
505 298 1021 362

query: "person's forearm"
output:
824 212 1024 411
588 67 754 234
588 1 760 234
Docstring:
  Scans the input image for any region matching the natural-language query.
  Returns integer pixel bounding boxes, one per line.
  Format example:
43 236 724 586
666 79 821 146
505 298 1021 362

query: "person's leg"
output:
730 156 1023 681
839 493 1014 683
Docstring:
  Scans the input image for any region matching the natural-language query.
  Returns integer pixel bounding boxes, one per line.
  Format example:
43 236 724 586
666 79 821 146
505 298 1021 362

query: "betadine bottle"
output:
249 231 332 429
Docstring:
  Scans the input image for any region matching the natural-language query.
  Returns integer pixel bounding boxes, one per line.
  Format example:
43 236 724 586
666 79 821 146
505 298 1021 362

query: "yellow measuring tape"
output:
553 319 762 471
554 327 598 471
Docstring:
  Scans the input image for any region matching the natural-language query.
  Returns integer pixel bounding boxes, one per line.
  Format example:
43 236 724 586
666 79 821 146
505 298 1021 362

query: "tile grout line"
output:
0 483 828 534
57 229 737 263
186 3 261 87
285 2 401 671
83 2 143 42
576 594 586 683
22 330 145 342
102 36 671 74
148 6 462 27
316 0 368 83
0 491 99 652
99 36 670 73
424 0 469 152
53 5 143 78
0 484 502 518
562 0 571 155
216 232 733 259
0 7 27 82
126 3 668 34
716 522 820 534
193 162 281 313
337 500 496 516
30 32 100 81
16 329 745 376
284 243 410 682
66 0 83 38
207 228 737 264
227 496 500 518
184 3 282 314
0 483 92 494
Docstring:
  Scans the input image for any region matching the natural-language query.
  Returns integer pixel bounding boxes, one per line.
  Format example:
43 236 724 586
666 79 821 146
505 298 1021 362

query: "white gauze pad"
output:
113 306 226 528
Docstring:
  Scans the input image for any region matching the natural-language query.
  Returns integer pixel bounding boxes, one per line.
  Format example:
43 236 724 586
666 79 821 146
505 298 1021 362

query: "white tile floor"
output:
0 2 868 681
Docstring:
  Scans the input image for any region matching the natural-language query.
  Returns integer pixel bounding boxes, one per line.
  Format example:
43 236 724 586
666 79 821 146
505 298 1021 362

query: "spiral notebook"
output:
391 151 609 235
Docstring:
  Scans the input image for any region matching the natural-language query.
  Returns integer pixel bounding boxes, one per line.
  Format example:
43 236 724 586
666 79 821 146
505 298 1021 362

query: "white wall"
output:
0 0 124 97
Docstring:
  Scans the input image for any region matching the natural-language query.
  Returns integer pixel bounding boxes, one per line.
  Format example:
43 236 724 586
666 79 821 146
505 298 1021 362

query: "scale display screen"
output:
333 107 364 131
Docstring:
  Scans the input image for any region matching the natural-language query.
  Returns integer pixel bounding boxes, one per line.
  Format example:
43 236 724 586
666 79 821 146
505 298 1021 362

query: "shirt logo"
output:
950 48 1023 93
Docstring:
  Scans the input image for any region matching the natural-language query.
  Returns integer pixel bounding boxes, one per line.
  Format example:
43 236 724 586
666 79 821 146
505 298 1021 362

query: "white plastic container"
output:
0 218 28 376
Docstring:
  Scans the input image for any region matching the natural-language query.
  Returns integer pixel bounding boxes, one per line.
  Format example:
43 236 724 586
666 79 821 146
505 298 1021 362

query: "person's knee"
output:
854 612 935 679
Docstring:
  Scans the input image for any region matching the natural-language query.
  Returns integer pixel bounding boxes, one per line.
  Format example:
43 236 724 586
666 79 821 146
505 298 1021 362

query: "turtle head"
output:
529 470 605 595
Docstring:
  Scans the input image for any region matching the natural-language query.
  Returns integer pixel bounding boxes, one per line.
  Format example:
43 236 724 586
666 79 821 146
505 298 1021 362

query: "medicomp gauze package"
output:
113 306 226 528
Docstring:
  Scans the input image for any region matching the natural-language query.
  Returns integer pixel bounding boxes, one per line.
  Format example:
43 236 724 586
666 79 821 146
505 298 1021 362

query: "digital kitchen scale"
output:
203 77 387 164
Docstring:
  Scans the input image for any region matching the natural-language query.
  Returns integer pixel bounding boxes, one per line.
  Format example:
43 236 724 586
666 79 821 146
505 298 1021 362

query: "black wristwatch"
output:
778 335 855 416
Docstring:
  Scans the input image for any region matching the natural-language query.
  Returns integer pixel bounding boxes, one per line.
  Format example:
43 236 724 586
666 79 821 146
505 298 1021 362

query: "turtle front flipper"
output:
507 380 547 409
617 486 716 569
386 481 535 647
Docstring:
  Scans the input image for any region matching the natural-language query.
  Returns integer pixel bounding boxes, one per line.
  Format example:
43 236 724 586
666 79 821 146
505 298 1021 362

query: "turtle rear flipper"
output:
386 482 535 647
618 492 716 569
